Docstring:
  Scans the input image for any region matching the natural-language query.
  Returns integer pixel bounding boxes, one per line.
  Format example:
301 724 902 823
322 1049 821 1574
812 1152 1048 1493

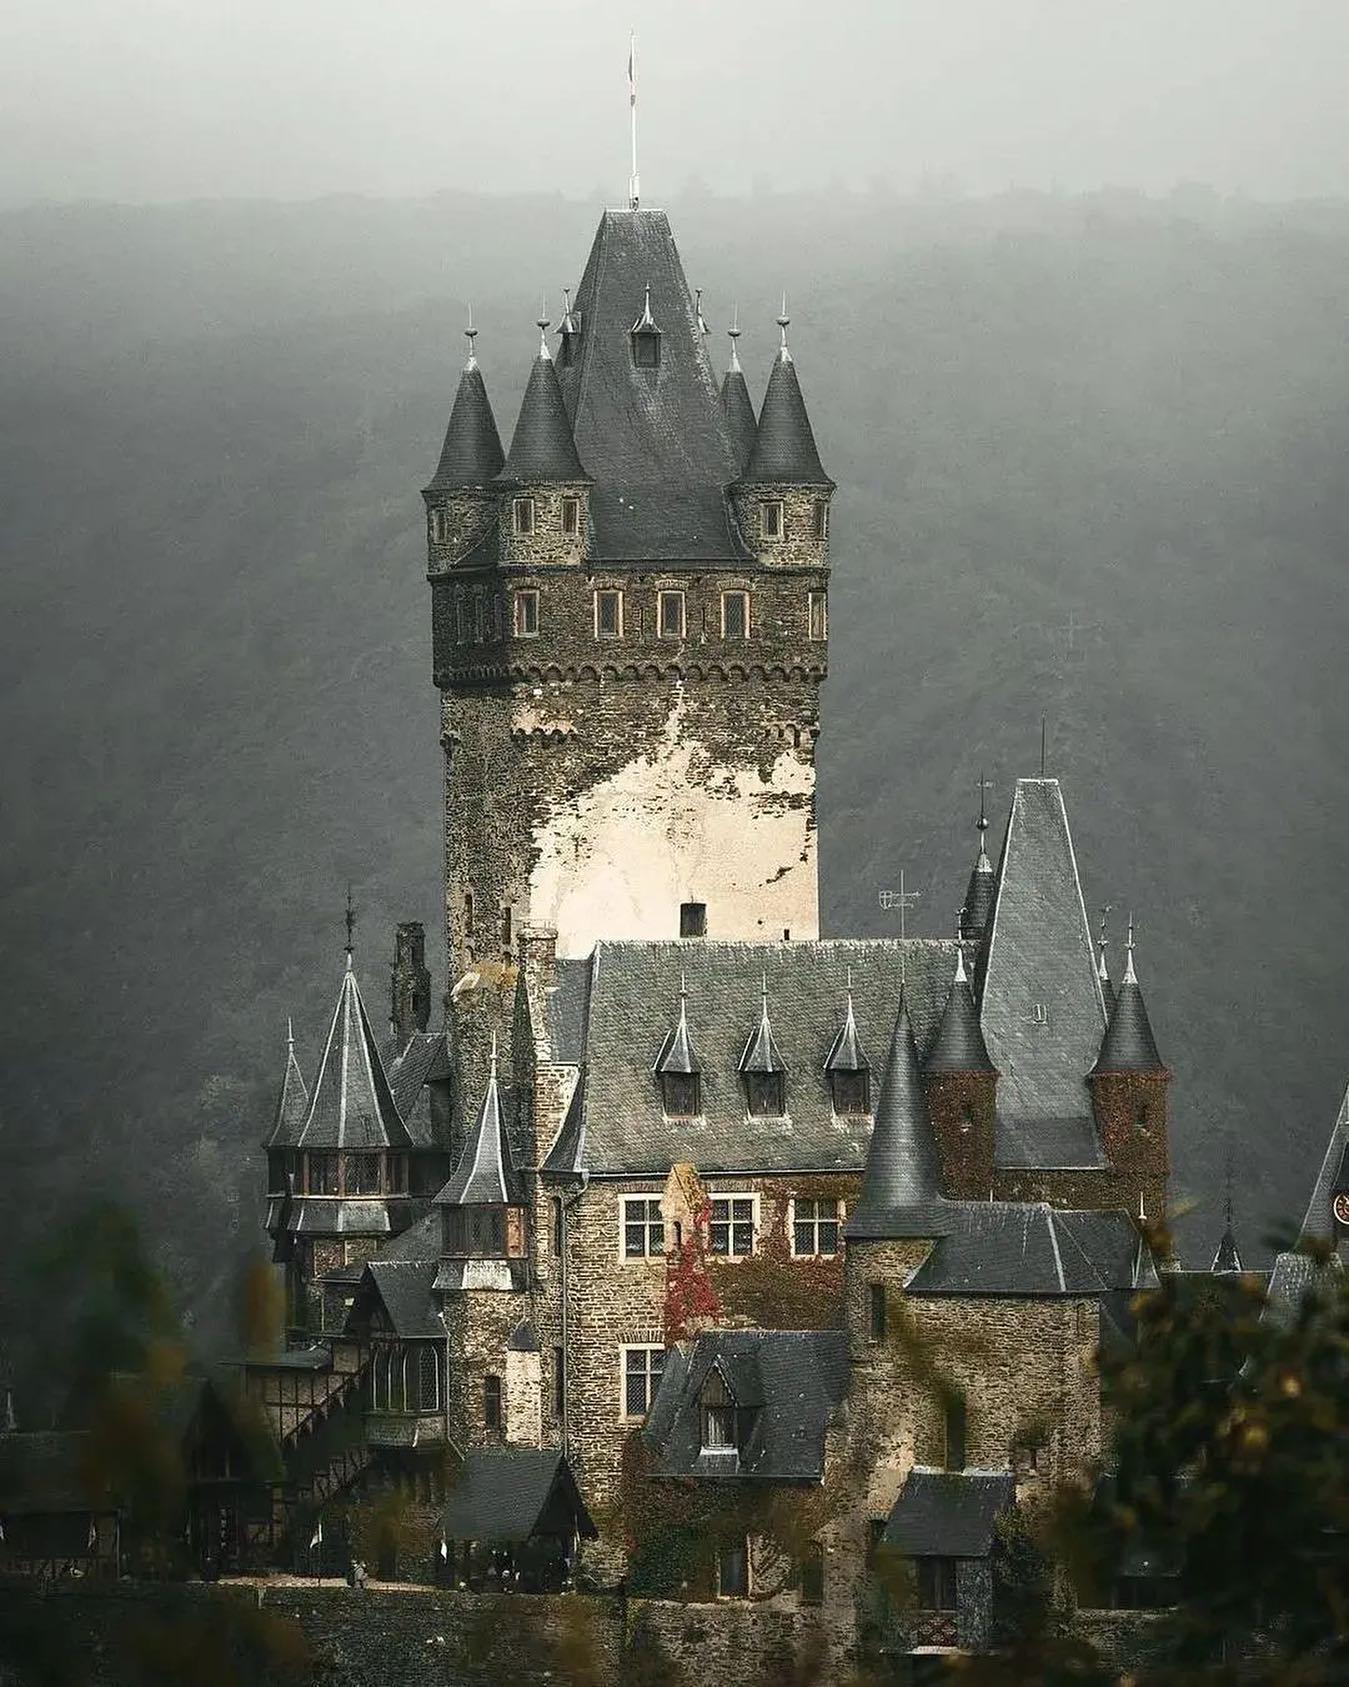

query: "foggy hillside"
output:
3 188 1348 1387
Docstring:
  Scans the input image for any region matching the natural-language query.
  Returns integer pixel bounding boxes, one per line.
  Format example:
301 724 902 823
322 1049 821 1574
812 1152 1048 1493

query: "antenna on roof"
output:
344 884 356 963
627 32 640 210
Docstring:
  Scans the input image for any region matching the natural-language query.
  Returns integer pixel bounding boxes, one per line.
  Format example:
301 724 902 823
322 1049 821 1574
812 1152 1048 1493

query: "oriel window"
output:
657 590 685 640
721 591 749 639
514 589 539 637
761 500 784 539
512 497 535 536
594 589 623 638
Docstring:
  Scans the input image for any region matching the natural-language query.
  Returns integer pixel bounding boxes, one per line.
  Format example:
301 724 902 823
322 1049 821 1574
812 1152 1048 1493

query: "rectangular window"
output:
429 508 445 544
721 590 749 639
514 589 539 637
831 1070 871 1116
761 500 784 539
553 1346 565 1419
657 590 686 640
594 588 623 638
622 1196 665 1258
808 590 827 642
387 1154 408 1194
868 1282 887 1342
561 497 580 537
492 593 505 641
718 1539 750 1598
472 589 485 644
622 1346 665 1418
792 1198 842 1258
915 1557 959 1612
944 1395 967 1472
702 1402 736 1451
454 589 469 644
661 1072 700 1118
483 1374 503 1430
813 499 829 539
708 1196 756 1259
346 1154 381 1196
417 1347 440 1413
799 1541 825 1606
679 900 707 938
512 497 535 536
309 1153 338 1196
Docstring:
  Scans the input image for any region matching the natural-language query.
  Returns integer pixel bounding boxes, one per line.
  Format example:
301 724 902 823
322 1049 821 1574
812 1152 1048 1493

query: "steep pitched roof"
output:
555 209 749 564
824 991 869 1074
540 939 955 1177
1092 929 1165 1073
979 779 1107 1168
296 960 411 1150
739 981 787 1074
719 357 758 475
264 1022 309 1148
740 342 832 487
434 1048 525 1207
926 947 995 1075
497 341 588 484
380 1028 449 1148
655 984 700 1076
850 990 953 1239
1294 1077 1349 1250
442 1448 597 1545
1211 1224 1244 1275
425 356 505 492
882 1470 1015 1558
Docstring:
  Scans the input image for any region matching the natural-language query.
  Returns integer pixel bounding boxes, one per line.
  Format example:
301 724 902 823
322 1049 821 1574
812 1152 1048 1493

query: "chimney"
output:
391 921 431 1045
518 924 558 990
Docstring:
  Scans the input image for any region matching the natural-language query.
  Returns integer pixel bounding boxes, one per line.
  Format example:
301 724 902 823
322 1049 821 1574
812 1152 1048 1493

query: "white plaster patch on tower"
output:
529 695 818 956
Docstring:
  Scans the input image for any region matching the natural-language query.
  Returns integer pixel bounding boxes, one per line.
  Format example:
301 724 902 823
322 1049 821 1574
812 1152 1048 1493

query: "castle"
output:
6 195 1346 1676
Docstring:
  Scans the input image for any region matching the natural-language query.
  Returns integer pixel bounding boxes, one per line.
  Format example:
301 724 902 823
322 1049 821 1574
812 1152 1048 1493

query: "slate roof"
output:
882 1470 1015 1558
0 1431 99 1513
962 847 997 941
498 342 588 485
358 1260 444 1340
434 1053 525 1207
544 959 589 1063
645 1330 849 1481
555 209 750 565
1295 1077 1349 1247
851 991 953 1239
979 780 1108 1169
425 357 505 492
1263 1078 1349 1325
926 949 995 1075
719 359 758 475
741 342 833 488
296 960 412 1151
1211 1224 1244 1275
904 1204 1149 1297
375 1206 440 1263
824 994 869 1074
656 987 700 1076
442 1448 597 1544
739 984 787 1074
381 1029 449 1149
540 939 956 1177
265 1024 309 1149
1093 943 1165 1073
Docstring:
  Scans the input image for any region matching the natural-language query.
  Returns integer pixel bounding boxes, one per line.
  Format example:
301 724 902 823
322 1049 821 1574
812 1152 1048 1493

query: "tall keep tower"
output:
424 210 833 994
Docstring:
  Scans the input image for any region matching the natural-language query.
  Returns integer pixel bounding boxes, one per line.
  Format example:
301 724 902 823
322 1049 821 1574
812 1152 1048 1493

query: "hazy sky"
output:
3 0 1348 207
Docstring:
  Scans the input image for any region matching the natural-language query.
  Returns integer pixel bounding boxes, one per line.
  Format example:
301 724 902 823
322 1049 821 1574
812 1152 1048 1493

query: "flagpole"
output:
628 32 639 210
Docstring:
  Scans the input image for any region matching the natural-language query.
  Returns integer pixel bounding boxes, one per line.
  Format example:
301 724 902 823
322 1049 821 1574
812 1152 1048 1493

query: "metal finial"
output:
954 913 968 984
727 304 742 372
1124 912 1137 984
344 885 356 962
679 966 688 1001
464 303 478 364
287 1016 295 1053
695 287 710 337
977 771 992 835
777 293 790 353
537 297 550 356
489 1030 499 1076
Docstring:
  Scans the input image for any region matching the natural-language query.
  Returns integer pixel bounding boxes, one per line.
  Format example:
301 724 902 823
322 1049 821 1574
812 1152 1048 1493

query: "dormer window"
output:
761 500 784 540
744 1071 785 1118
830 1070 870 1116
700 1370 737 1452
513 496 535 536
662 1071 700 1118
656 980 701 1116
630 282 662 369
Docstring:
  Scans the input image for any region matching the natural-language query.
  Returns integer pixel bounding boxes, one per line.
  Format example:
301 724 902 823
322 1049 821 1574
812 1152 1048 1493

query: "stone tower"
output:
424 209 833 1006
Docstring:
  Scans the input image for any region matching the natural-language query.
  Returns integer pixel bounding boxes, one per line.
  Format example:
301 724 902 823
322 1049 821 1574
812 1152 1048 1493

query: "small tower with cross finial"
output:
961 773 998 950
423 308 506 567
1089 912 1172 1223
924 914 999 1197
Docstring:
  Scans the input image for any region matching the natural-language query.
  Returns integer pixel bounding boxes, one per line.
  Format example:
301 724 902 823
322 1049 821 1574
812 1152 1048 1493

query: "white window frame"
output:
514 589 539 638
761 500 784 540
512 496 535 536
621 1195 665 1260
657 589 686 641
790 1196 843 1258
561 496 581 537
594 588 624 639
808 589 827 642
619 1344 666 1420
707 1192 758 1260
720 590 750 640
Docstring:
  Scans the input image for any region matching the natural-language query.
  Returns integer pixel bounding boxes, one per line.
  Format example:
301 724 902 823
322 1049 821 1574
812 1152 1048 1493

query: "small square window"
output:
622 1346 665 1417
561 496 581 537
868 1282 887 1342
761 501 784 540
792 1197 842 1258
513 497 535 536
514 590 539 637
658 591 685 640
808 590 827 642
717 1538 750 1598
721 591 749 639
709 1196 755 1259
595 589 623 638
622 1196 665 1258
661 1072 700 1118
813 500 829 539
632 331 660 369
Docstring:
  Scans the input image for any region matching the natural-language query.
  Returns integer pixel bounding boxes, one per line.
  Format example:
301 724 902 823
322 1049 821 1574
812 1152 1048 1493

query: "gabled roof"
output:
425 356 505 492
1092 931 1165 1074
739 981 786 1074
296 960 411 1151
555 209 749 565
926 947 995 1075
539 939 955 1177
851 990 953 1239
442 1448 597 1544
354 1259 443 1340
740 342 832 487
265 1022 309 1149
823 992 869 1074
904 1204 1149 1297
433 1048 525 1207
645 1330 849 1481
497 341 588 485
979 780 1107 1168
380 1029 449 1148
882 1470 1015 1558
719 358 758 475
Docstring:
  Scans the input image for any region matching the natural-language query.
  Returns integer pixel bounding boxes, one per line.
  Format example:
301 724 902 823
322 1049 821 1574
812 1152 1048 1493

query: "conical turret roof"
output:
296 959 411 1150
498 337 589 485
265 1020 309 1149
434 1039 525 1207
425 356 505 492
1211 1224 1244 1275
1092 922 1165 1074
926 946 996 1074
851 992 953 1238
720 333 758 474
656 981 701 1076
739 979 786 1074
962 847 996 944
741 321 832 486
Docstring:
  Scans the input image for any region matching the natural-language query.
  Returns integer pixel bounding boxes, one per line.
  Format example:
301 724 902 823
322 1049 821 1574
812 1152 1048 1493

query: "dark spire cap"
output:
426 360 505 492
740 349 832 487
851 992 952 1237
434 1041 525 1206
824 991 869 1075
656 983 701 1076
739 980 786 1074
498 347 589 485
926 948 996 1075
720 367 758 475
1092 933 1165 1074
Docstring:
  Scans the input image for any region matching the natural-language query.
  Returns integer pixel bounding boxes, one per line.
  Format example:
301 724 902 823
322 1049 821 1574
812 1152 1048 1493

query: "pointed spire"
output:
927 927 996 1075
740 299 832 486
656 973 701 1076
537 299 551 358
852 992 952 1237
1097 905 1114 1008
435 1031 525 1206
558 287 578 336
498 314 589 484
1211 1151 1244 1273
720 306 759 475
297 960 411 1150
824 972 869 1074
425 319 505 492
632 282 657 333
960 773 997 944
265 1019 310 1148
739 972 786 1074
1092 914 1165 1074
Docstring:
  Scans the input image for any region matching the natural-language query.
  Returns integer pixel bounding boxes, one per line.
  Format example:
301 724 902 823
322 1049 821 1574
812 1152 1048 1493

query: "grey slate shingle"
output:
882 1470 1015 1558
741 347 832 487
497 346 588 485
425 358 505 492
442 1448 597 1544
296 961 412 1152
